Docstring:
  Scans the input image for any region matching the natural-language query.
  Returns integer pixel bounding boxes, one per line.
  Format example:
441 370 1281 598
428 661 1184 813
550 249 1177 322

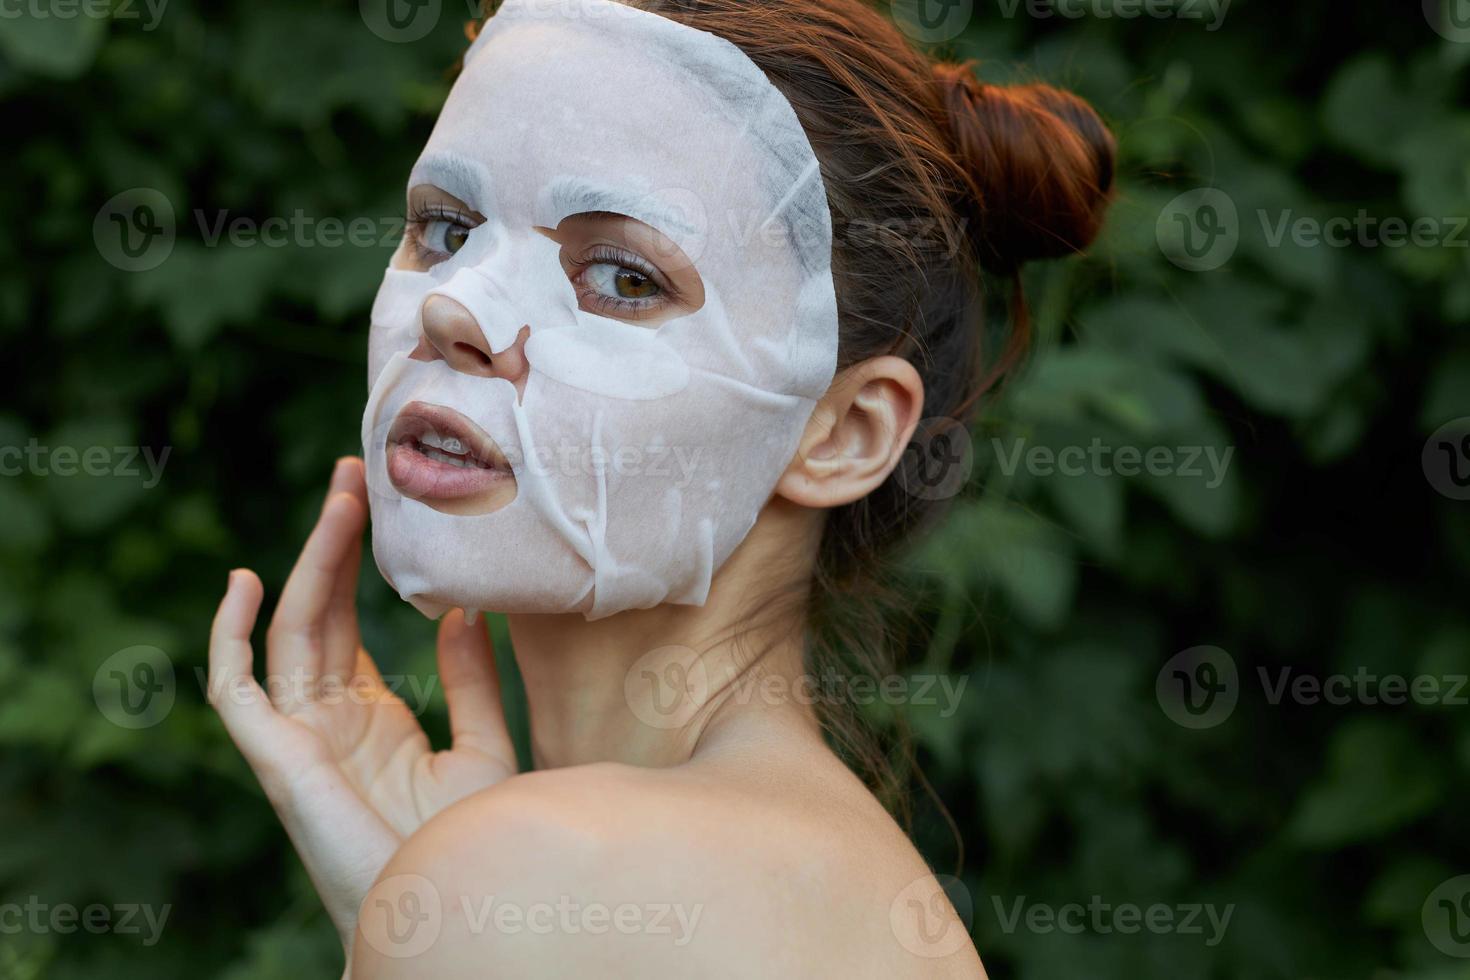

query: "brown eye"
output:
615 268 658 298
586 262 661 301
423 219 471 255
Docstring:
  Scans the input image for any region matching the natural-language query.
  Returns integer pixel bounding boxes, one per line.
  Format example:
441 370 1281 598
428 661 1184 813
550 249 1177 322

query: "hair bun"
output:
933 62 1116 273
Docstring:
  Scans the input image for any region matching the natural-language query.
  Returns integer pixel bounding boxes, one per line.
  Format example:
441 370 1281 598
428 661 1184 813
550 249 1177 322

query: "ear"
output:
776 355 924 509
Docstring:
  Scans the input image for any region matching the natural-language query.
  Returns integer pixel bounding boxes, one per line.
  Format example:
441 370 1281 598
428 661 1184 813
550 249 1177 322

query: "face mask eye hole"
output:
402 183 483 268
543 212 707 325
585 263 660 302
424 220 471 256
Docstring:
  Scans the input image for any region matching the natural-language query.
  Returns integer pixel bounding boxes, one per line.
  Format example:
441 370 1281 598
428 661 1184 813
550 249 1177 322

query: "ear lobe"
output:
776 356 924 509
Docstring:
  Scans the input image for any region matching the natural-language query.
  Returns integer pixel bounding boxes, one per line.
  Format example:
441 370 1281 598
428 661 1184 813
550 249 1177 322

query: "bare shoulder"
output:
351 761 984 979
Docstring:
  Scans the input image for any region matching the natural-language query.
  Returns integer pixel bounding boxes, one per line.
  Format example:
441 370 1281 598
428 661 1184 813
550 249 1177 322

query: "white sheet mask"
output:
362 0 838 620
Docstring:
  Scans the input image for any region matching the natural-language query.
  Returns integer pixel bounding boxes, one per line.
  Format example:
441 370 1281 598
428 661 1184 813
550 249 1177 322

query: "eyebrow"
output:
407 152 491 206
546 176 700 241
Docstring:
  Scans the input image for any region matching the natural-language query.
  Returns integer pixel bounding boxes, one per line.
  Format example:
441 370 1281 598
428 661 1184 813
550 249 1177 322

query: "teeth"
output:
420 446 480 469
421 432 468 455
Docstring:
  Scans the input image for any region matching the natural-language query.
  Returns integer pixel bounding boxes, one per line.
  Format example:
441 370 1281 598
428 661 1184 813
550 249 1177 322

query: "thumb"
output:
437 610 515 764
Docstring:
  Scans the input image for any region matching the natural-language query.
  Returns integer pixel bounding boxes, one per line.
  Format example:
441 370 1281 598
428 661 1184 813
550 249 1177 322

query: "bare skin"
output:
210 205 986 978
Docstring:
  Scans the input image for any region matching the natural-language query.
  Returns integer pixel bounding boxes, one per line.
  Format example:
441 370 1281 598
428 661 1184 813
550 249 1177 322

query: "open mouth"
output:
386 402 518 516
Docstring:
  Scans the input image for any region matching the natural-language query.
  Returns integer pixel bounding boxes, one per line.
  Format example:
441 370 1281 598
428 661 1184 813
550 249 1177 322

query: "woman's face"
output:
362 0 839 620
385 195 709 517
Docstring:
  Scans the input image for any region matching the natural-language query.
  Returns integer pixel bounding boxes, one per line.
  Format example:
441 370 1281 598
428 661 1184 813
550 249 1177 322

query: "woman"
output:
209 0 1114 975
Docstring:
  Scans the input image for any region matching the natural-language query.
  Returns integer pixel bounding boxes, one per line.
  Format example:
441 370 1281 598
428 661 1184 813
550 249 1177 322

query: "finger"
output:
438 610 515 762
320 532 363 685
212 567 400 948
322 463 368 683
208 569 278 736
266 492 367 703
324 456 368 510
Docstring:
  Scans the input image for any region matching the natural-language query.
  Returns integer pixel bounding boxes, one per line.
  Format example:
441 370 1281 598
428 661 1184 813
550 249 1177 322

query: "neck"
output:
506 498 825 771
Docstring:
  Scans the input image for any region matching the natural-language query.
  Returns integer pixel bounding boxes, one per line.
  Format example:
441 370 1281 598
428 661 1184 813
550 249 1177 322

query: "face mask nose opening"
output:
414 294 532 402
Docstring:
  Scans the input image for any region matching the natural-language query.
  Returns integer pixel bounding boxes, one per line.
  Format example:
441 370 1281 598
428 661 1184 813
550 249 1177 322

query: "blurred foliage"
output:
1 0 1467 978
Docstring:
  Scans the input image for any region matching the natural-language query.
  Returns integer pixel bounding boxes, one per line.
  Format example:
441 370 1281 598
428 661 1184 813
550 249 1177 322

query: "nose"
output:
412 295 530 390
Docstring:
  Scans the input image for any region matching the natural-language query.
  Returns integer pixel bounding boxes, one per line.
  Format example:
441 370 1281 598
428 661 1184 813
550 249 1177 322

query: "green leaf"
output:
1044 464 1126 559
0 8 106 78
1322 55 1424 167
1421 348 1470 429
918 500 1078 630
1286 719 1443 847
40 418 148 532
127 242 285 349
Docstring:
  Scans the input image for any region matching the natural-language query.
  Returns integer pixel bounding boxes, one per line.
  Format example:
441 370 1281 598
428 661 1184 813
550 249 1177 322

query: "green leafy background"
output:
1 0 1468 977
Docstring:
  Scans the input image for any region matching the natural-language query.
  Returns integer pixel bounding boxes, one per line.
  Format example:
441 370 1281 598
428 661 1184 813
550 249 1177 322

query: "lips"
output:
386 402 518 515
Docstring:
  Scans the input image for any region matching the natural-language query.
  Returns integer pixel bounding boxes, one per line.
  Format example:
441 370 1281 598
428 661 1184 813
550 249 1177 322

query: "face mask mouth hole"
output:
385 401 520 517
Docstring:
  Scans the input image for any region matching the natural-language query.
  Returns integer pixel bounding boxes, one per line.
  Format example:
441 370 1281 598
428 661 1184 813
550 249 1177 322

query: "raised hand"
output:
208 458 517 947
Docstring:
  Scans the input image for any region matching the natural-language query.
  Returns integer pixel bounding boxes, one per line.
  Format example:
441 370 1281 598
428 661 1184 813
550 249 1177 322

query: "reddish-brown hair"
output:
477 0 1116 812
